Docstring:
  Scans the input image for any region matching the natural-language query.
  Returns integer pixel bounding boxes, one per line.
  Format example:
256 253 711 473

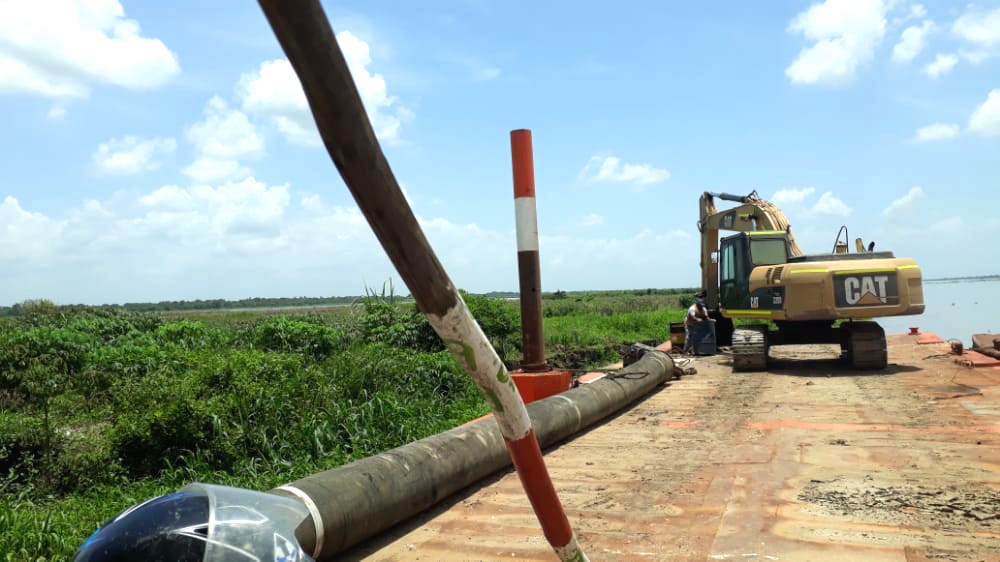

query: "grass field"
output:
0 288 694 560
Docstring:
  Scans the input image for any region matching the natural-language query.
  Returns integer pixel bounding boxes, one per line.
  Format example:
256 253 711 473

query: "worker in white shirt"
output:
683 290 709 354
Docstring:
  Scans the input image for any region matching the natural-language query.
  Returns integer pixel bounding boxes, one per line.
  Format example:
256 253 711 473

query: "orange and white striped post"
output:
504 129 585 560
511 129 547 372
508 130 571 400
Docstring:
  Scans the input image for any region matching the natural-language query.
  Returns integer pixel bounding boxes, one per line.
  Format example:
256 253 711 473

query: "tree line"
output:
1 287 698 317
0 296 363 316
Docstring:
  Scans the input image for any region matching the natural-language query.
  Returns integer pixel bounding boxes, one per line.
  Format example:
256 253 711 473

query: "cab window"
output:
750 238 787 266
721 242 735 281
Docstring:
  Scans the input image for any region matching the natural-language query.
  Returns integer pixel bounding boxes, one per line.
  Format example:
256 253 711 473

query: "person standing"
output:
684 290 709 354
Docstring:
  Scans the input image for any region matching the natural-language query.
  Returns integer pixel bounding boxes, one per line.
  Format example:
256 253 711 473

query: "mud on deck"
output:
348 335 1000 562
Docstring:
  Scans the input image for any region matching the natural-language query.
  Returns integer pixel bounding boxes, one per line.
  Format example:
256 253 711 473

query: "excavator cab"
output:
718 232 789 311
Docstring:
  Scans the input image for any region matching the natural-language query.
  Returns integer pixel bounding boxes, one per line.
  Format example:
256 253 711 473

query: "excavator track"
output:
732 325 768 372
843 321 888 370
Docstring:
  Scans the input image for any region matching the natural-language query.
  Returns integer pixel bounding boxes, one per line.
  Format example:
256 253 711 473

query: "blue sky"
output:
1 0 998 305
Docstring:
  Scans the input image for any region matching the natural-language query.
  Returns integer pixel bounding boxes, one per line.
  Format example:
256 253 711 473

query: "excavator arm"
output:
698 191 803 309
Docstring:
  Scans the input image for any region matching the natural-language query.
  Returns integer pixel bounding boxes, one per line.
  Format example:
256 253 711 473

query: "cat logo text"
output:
833 272 899 308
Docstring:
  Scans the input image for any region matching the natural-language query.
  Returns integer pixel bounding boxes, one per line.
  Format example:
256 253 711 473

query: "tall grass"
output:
545 308 685 347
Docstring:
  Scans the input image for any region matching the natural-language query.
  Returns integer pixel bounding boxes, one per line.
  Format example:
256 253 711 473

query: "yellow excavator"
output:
698 191 925 371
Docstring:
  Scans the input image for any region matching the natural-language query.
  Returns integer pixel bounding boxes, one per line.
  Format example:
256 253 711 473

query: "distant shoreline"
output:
0 288 698 315
925 275 1000 284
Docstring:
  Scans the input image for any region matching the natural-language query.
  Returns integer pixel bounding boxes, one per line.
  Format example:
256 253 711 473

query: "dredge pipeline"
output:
270 350 676 560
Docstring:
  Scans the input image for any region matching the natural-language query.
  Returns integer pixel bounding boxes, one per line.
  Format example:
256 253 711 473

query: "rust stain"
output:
954 349 1000 368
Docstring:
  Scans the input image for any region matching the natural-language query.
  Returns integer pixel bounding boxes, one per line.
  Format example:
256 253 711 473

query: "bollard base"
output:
512 369 572 404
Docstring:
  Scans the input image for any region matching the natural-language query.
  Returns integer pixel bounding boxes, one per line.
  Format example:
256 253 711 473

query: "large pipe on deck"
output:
272 351 675 560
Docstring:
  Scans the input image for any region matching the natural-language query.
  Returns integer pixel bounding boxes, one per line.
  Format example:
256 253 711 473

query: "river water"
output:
878 279 999 343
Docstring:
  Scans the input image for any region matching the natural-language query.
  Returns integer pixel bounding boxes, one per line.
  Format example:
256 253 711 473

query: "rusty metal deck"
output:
348 335 1000 561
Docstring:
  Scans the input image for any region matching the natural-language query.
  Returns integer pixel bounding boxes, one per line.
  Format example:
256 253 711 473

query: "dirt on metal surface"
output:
347 334 1000 561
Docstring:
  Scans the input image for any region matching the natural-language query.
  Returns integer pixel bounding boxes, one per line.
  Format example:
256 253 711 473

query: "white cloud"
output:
958 49 997 64
579 155 670 188
472 66 501 81
891 4 927 26
874 214 1000 280
882 186 924 219
123 179 293 261
911 122 959 142
771 187 816 205
181 158 252 184
785 0 888 86
47 104 67 119
969 89 1000 137
0 0 179 99
811 191 852 217
952 6 1000 48
946 6 1000 66
441 53 502 81
92 136 176 175
657 229 691 241
237 31 410 145
236 59 317 146
0 182 706 303
922 53 957 77
581 213 604 227
187 96 264 160
537 228 695 283
929 215 962 233
892 20 934 63
138 179 290 233
0 196 58 261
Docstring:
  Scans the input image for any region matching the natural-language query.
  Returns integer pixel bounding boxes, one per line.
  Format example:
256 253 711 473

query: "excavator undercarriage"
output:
730 321 888 372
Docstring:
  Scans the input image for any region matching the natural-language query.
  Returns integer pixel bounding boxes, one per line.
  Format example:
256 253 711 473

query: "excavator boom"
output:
698 191 802 309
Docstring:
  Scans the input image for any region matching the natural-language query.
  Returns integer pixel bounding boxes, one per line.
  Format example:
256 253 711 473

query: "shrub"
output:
8 299 62 327
0 327 93 392
253 317 345 360
315 345 484 457
155 320 210 348
356 288 441 353
65 310 156 344
110 369 224 476
0 327 104 494
81 336 170 397
0 409 113 496
462 292 520 361
0 413 47 493
105 343 486 478
109 349 323 475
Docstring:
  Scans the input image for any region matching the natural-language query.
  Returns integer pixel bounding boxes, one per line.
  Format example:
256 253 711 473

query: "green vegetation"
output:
0 287 693 560
540 290 692 366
